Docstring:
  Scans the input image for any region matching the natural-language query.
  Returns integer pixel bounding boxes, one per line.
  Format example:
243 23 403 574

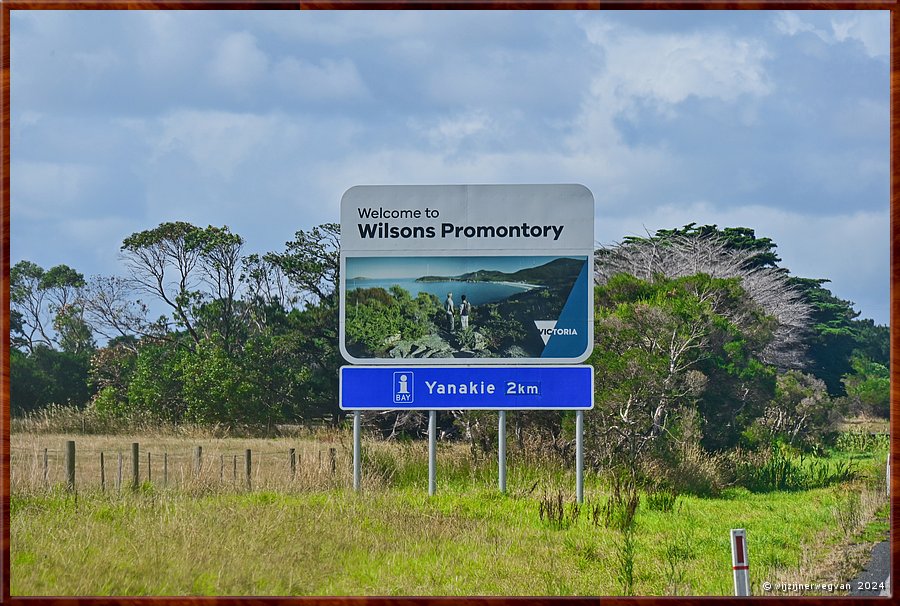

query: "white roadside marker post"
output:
499 410 507 494
428 410 437 496
576 410 584 504
353 411 361 491
731 528 750 596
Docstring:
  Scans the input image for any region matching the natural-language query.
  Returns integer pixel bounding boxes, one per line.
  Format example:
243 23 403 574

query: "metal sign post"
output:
353 411 361 491
498 411 507 493
340 366 593 496
731 528 750 596
576 410 584 503
428 411 437 496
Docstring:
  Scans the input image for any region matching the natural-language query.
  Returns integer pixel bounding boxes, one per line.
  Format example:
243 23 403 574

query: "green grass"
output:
10 429 889 596
10 479 878 596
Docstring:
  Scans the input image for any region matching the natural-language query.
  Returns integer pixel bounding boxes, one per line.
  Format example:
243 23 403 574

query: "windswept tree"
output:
121 222 205 345
595 228 812 371
241 253 300 330
266 224 343 423
120 222 247 349
11 261 91 353
80 276 164 348
266 223 340 305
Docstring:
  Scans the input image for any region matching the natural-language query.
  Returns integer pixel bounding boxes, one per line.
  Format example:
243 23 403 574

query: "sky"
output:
9 10 890 324
346 256 578 279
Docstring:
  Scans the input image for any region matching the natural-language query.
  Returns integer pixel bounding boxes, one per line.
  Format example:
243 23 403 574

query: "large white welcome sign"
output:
339 184 595 365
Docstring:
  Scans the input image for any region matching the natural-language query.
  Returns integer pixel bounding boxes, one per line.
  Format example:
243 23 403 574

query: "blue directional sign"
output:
339 365 593 410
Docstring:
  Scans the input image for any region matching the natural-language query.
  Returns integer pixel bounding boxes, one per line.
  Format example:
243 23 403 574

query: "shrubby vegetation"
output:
11 222 890 494
345 287 441 356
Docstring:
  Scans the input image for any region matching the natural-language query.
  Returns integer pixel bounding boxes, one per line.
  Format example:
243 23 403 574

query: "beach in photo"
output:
343 255 588 360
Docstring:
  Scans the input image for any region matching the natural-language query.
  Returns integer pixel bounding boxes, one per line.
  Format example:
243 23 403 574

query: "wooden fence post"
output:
245 449 252 490
220 454 224 483
194 446 202 478
100 452 105 492
65 440 75 492
233 454 237 485
290 448 296 481
329 447 337 476
131 442 139 489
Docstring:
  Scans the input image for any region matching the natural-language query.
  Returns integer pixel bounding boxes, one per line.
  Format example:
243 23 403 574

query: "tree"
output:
266 224 343 424
10 346 93 414
241 253 300 323
842 354 890 418
266 223 340 305
189 225 246 351
88 342 138 417
630 223 782 269
587 273 776 476
596 232 811 371
120 222 251 351
746 371 837 450
11 261 88 352
80 276 164 348
788 277 860 395
121 222 205 344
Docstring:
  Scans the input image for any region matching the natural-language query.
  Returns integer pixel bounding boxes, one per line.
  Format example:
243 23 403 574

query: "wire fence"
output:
10 440 352 494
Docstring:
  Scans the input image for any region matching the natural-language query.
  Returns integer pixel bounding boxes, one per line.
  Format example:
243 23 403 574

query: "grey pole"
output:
576 410 584 503
498 411 507 494
353 411 361 491
428 410 437 496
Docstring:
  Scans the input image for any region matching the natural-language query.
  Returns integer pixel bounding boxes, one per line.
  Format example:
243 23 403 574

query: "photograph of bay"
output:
343 255 588 360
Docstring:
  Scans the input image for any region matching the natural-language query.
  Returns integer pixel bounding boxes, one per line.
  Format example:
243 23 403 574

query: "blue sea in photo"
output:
346 278 536 306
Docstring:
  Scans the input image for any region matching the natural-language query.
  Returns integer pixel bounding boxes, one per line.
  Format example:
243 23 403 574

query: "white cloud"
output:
411 109 493 150
831 12 889 58
774 11 889 58
774 11 824 38
581 18 772 108
273 57 368 101
209 32 270 92
152 110 291 180
568 15 773 185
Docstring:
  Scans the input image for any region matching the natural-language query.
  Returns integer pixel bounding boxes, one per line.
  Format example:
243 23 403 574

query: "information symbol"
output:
393 372 414 403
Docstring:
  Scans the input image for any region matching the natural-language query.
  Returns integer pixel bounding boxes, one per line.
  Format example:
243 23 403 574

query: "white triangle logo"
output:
534 320 557 346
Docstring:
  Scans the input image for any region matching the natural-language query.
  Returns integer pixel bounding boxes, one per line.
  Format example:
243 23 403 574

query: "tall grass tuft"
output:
663 528 695 595
615 526 636 596
596 474 640 531
644 485 678 513
834 431 889 454
538 490 581 529
734 444 859 492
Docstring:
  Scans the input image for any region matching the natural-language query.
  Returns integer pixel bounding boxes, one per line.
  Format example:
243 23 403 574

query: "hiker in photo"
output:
460 294 471 330
445 292 455 331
